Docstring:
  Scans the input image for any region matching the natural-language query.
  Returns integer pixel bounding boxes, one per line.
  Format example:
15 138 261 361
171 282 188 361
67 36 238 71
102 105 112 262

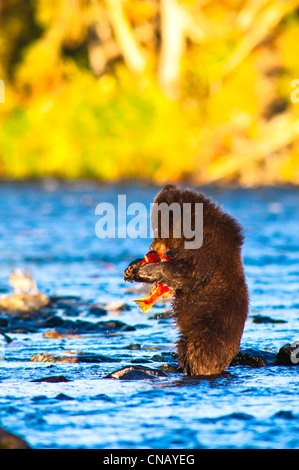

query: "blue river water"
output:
0 181 298 449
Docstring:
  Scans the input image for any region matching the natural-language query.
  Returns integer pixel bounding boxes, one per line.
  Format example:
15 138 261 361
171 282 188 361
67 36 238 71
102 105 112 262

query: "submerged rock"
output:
42 316 135 333
230 348 280 368
30 353 57 363
149 310 173 320
88 306 107 317
43 329 81 339
230 350 267 368
159 363 182 373
275 342 299 366
30 352 122 363
76 353 121 363
0 292 50 312
229 345 299 368
131 358 151 364
251 315 287 324
99 320 135 332
151 352 178 363
31 375 70 383
105 301 132 312
55 393 74 401
105 365 167 380
231 343 299 368
48 296 108 318
125 343 141 350
0 427 30 449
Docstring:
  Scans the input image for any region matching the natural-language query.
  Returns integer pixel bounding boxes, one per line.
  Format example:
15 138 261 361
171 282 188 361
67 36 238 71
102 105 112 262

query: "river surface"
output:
0 181 298 449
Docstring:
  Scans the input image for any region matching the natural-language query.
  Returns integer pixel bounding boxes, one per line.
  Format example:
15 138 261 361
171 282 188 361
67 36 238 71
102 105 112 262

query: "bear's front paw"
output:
124 258 143 282
132 264 159 284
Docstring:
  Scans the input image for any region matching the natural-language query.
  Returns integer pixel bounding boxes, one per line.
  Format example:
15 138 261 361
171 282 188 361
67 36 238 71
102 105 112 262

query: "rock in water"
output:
0 292 50 312
31 375 70 383
230 351 267 368
9 268 38 294
105 365 167 380
275 342 299 366
0 427 30 449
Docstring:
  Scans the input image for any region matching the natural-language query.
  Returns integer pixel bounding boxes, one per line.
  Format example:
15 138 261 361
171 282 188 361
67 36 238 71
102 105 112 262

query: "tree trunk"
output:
158 0 186 99
105 0 146 75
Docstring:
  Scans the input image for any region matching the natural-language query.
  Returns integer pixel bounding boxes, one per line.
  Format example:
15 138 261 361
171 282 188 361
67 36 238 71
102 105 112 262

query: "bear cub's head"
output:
150 184 244 257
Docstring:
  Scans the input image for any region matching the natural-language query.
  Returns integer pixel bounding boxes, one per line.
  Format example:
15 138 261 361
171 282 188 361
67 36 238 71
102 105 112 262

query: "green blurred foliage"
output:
0 0 299 185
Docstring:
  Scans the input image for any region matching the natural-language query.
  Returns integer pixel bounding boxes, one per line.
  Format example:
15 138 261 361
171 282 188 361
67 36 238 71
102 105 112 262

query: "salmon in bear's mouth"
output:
127 251 173 312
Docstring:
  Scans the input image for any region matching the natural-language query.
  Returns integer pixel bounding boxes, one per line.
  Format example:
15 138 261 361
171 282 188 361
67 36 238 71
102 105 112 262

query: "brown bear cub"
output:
124 185 249 376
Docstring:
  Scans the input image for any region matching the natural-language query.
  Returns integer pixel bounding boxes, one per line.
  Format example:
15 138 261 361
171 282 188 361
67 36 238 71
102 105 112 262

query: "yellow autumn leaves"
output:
0 0 298 185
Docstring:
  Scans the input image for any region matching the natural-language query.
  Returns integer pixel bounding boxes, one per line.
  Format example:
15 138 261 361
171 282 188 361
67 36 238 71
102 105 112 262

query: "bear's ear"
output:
154 184 180 204
162 184 177 192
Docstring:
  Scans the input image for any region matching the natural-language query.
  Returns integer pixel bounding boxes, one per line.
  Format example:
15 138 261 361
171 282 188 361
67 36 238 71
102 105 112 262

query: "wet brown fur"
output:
126 185 249 376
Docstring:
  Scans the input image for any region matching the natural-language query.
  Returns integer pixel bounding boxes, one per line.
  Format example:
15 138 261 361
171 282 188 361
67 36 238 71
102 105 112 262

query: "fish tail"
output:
134 298 155 312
